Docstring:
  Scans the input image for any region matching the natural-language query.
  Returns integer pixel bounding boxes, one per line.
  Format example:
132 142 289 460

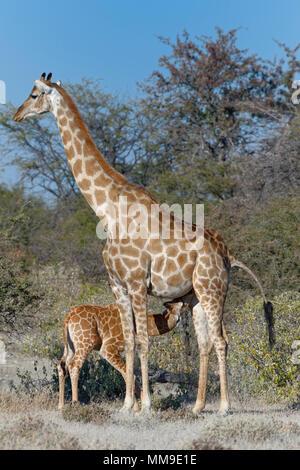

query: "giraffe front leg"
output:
100 342 140 412
109 281 136 413
128 282 151 415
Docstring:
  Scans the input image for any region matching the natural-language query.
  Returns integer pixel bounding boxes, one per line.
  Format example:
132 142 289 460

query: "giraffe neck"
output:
51 89 127 224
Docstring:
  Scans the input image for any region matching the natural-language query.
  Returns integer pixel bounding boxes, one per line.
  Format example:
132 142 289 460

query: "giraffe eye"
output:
31 94 38 99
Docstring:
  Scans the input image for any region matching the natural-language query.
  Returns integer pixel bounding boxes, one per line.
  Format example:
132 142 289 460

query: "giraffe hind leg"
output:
68 349 91 405
57 346 68 409
193 260 230 415
66 328 92 405
192 302 213 414
192 299 229 415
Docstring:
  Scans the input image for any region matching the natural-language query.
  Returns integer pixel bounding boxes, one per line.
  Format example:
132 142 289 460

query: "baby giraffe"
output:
57 301 185 409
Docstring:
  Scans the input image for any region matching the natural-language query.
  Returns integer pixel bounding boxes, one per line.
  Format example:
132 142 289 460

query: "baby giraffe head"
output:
13 72 62 122
163 301 189 326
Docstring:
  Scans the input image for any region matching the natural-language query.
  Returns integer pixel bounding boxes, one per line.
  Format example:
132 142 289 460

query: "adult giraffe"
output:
14 73 274 415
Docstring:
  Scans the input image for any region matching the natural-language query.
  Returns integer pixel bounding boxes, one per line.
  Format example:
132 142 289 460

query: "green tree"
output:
0 185 41 332
139 28 300 203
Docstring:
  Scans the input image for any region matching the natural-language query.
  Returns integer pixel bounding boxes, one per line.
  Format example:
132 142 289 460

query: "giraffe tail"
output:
230 258 275 349
60 324 76 376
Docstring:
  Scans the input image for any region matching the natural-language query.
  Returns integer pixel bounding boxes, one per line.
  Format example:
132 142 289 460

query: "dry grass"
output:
0 410 82 450
0 389 57 414
187 438 230 450
156 405 199 422
0 389 299 450
61 401 112 425
0 416 82 450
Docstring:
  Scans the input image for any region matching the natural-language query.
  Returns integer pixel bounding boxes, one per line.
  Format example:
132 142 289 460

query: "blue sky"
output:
2 0 300 104
1 0 300 183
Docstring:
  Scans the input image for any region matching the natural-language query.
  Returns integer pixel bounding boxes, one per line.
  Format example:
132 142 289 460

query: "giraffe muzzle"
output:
13 107 25 122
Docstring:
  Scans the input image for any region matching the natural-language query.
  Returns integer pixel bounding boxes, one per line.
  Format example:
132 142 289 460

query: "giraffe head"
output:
13 73 62 122
163 300 189 325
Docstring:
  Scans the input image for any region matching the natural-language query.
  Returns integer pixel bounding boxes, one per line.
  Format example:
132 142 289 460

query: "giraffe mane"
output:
50 81 130 186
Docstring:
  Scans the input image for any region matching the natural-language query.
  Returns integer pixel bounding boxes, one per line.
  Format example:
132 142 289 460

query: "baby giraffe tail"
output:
230 258 275 349
59 323 76 376
57 321 76 409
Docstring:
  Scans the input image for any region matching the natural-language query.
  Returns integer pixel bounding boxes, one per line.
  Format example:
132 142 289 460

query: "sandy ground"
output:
0 350 299 450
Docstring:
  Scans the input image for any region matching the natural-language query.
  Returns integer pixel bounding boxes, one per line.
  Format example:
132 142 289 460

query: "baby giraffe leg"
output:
57 349 68 409
68 361 80 404
100 341 140 412
68 350 89 404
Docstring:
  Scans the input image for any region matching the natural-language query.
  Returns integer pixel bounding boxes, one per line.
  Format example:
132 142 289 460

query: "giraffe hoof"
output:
192 403 205 415
120 404 134 415
139 407 151 416
133 402 140 413
218 403 230 416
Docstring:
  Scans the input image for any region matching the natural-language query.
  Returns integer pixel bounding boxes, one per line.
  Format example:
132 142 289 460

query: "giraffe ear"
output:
56 80 62 87
34 80 52 94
